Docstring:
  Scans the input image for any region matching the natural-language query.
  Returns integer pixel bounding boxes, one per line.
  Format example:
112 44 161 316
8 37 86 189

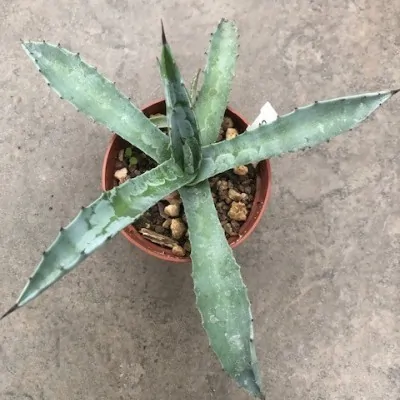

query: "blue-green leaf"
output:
158 23 202 174
194 19 238 145
191 89 399 184
2 159 192 318
180 181 264 399
21 41 170 163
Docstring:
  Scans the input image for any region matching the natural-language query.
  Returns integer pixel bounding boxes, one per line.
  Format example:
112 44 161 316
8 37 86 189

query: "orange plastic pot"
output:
101 99 272 263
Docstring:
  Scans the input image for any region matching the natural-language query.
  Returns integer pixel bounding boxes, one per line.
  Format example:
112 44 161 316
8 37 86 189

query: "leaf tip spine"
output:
161 19 167 45
0 304 19 321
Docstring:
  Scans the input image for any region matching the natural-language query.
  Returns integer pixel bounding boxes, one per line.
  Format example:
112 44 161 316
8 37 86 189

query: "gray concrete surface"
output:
0 1 399 399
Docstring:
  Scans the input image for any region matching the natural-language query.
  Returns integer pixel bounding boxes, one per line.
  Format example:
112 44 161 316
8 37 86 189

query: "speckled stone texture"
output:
0 1 399 399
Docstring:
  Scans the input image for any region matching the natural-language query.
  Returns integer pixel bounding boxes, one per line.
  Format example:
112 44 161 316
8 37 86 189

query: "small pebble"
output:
216 202 225 213
114 168 128 183
228 189 243 202
216 179 228 191
223 223 235 236
219 192 229 203
233 165 248 176
231 220 240 232
228 201 248 222
170 218 186 240
164 204 180 217
240 193 249 202
225 128 238 140
172 245 186 257
162 219 172 229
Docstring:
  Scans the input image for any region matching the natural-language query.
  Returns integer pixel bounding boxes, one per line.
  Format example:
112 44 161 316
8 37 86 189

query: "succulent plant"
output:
2 18 398 399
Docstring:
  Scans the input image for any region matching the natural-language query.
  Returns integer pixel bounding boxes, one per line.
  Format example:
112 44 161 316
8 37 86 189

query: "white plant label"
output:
247 101 278 131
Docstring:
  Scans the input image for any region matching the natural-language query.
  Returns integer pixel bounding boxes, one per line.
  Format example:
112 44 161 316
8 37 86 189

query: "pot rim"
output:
101 99 272 263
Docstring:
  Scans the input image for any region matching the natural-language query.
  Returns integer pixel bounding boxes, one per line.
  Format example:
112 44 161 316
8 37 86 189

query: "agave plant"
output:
2 18 398 399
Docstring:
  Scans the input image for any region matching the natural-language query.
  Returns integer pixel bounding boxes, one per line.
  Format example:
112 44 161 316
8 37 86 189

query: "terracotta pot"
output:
101 99 272 263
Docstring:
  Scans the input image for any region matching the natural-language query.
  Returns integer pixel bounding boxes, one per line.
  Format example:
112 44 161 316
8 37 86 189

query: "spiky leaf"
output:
21 41 169 163
194 18 238 145
2 159 193 317
180 182 264 399
159 23 202 174
191 90 399 184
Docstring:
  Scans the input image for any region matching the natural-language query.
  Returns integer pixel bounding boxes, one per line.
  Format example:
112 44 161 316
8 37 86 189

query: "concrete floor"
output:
1 1 399 399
